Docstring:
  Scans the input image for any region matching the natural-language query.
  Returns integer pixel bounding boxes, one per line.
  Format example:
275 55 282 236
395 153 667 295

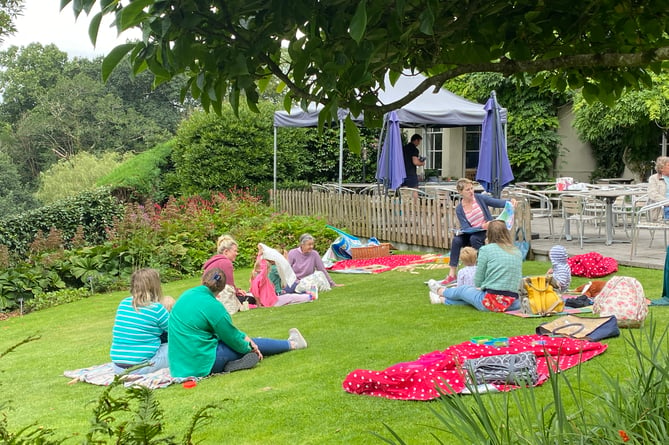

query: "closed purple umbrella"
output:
376 111 406 191
476 91 514 198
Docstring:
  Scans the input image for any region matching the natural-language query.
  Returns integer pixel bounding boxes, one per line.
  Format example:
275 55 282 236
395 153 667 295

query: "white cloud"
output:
1 0 141 58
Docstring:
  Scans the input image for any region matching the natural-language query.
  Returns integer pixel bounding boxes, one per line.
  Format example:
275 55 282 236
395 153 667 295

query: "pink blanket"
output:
342 334 607 400
329 255 434 273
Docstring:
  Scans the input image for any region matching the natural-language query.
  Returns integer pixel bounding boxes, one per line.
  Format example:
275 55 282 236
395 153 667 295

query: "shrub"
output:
25 287 93 312
97 140 176 203
35 151 127 205
0 187 124 256
0 189 338 311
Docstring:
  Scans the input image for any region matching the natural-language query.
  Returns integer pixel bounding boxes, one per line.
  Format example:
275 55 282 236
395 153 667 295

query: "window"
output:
464 125 482 169
427 129 443 176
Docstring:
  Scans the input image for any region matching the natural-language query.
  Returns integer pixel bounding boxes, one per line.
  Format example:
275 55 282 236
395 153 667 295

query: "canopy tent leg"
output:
273 126 277 205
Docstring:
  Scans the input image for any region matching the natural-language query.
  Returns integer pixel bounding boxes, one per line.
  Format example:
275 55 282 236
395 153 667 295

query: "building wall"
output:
443 127 465 179
555 105 597 182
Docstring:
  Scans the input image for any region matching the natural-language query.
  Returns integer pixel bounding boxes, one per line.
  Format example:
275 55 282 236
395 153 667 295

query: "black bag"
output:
514 227 530 261
463 352 539 386
536 314 619 341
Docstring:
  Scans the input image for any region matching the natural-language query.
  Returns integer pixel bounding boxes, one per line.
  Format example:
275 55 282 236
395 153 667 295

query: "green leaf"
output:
87 12 103 47
101 43 136 81
345 117 361 155
118 0 153 31
349 0 367 43
418 6 435 36
582 83 600 104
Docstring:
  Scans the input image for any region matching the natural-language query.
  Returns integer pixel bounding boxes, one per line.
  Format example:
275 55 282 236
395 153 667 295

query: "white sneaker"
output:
429 291 442 304
427 279 442 294
288 328 308 350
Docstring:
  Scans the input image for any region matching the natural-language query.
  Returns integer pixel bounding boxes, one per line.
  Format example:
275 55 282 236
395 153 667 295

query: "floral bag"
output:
592 276 648 328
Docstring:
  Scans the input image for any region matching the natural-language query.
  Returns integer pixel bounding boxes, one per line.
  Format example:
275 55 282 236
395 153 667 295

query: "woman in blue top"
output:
441 178 514 285
428 220 523 312
110 268 173 375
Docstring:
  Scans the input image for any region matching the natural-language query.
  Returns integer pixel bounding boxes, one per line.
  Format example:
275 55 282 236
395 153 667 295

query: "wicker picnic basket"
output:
350 243 392 260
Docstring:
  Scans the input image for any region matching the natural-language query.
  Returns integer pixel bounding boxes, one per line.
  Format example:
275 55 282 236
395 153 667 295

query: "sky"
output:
0 0 140 58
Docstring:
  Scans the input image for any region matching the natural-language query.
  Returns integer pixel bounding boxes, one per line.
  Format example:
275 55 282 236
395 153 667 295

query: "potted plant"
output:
423 168 440 182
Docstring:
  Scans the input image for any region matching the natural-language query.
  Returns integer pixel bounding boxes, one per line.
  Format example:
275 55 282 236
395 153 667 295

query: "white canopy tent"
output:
272 72 507 195
376 72 507 127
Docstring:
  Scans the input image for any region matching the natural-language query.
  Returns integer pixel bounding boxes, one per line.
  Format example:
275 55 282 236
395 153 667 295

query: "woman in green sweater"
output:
168 267 307 378
427 220 523 312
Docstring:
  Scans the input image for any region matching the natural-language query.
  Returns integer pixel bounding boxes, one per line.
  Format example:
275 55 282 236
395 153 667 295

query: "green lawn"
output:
0 258 667 444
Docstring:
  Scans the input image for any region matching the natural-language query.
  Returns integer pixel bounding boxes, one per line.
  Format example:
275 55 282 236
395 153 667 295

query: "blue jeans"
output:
211 338 291 374
112 343 169 375
449 231 487 267
442 285 520 312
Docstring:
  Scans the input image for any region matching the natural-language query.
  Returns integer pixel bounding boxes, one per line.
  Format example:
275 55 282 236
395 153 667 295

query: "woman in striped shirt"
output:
110 268 173 374
442 178 515 285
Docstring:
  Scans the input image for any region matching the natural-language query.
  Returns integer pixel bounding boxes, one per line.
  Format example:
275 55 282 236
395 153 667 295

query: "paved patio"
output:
528 214 667 270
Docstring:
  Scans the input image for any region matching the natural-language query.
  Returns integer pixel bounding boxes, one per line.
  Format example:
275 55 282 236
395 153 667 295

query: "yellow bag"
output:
521 276 564 316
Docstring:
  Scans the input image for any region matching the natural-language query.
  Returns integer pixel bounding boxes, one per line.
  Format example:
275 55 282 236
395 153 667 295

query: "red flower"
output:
618 430 629 442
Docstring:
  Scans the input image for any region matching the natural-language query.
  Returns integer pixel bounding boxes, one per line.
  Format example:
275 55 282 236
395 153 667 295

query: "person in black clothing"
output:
402 134 425 188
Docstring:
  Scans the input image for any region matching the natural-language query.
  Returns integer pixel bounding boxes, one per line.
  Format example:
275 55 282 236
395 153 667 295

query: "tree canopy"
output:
64 0 669 127
0 0 23 43
573 71 669 181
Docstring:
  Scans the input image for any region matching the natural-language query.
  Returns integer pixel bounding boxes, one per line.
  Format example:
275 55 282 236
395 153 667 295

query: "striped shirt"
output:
110 297 169 365
465 201 485 228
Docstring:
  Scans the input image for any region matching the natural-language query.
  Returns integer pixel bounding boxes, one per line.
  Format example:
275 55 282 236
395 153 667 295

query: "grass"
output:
0 257 667 444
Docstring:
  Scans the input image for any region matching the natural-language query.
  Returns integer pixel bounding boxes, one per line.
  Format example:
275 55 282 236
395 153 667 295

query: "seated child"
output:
456 246 478 287
547 245 571 292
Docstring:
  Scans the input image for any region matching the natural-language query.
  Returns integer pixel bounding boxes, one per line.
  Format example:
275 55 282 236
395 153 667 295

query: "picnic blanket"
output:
329 255 434 274
567 252 618 278
64 363 181 389
342 334 606 401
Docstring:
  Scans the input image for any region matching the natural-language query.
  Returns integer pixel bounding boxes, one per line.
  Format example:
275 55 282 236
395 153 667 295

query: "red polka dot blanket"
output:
342 334 607 400
567 252 618 278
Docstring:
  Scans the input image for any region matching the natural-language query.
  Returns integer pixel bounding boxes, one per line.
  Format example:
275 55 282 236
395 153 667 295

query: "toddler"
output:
456 246 478 287
547 245 571 292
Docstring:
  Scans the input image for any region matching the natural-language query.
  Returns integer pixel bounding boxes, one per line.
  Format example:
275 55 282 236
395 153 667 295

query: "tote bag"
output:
536 314 620 341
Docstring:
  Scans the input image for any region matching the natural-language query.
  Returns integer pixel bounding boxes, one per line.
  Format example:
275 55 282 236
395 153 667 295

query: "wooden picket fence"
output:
272 189 533 251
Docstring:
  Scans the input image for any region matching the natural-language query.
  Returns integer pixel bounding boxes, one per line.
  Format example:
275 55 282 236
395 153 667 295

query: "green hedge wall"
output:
0 188 124 255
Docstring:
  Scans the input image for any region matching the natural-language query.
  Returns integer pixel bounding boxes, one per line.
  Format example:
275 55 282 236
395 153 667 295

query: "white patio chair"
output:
311 184 331 193
398 187 431 200
558 194 601 248
629 198 669 258
325 184 356 194
612 193 646 237
582 195 606 231
359 184 385 195
508 189 555 239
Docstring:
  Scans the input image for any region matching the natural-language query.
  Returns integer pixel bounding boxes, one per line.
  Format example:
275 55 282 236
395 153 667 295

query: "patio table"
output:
587 189 644 245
